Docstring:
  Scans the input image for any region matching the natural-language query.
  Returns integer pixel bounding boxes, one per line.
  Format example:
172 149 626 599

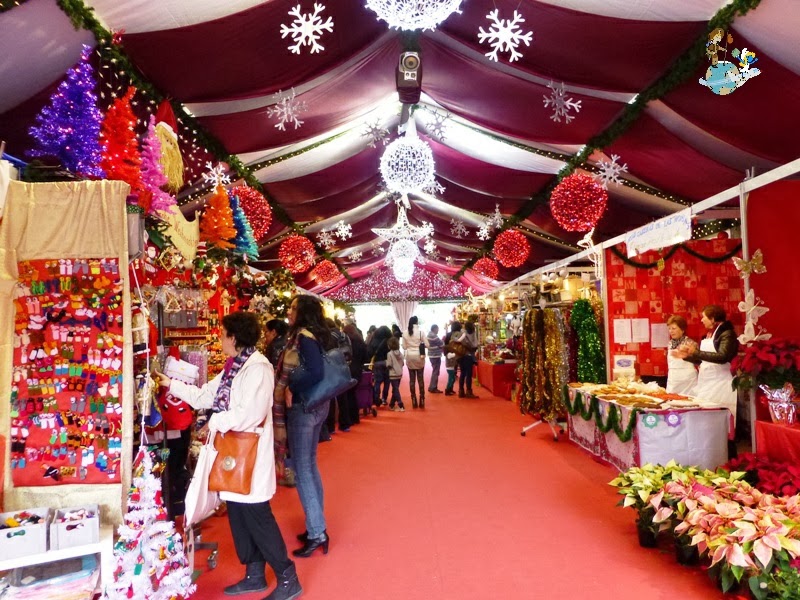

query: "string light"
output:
379 122 436 194
310 259 340 286
279 234 316 273
550 173 608 232
494 229 530 267
328 267 469 303
365 0 463 31
473 257 499 279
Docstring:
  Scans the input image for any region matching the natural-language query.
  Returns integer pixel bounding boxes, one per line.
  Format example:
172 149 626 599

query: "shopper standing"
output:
455 321 479 398
386 336 406 411
443 322 462 396
426 324 444 394
264 319 294 487
402 316 429 409
342 323 367 428
367 325 392 408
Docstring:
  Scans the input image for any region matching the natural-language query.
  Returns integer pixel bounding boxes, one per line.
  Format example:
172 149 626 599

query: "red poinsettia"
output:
731 338 800 392
723 453 800 497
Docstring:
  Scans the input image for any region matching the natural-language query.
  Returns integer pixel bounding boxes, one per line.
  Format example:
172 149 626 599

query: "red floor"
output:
190 373 725 600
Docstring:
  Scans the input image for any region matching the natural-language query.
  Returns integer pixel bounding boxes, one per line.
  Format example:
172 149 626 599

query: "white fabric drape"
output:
392 301 418 331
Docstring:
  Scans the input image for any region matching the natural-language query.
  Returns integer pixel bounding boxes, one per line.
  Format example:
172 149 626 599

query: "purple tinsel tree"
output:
28 45 105 178
139 115 176 215
230 193 259 260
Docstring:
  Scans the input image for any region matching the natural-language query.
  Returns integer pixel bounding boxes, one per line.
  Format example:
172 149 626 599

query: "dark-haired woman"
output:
402 316 429 408
367 326 392 409
276 295 333 558
665 314 697 395
155 311 301 599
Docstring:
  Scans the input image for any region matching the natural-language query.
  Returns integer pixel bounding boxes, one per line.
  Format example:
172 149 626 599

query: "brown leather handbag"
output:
208 424 263 495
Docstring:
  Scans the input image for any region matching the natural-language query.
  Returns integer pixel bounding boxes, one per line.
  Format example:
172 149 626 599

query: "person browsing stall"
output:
154 311 302 600
665 314 698 395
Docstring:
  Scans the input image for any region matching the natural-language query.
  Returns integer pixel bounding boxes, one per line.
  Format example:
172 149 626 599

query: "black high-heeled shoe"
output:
293 532 329 558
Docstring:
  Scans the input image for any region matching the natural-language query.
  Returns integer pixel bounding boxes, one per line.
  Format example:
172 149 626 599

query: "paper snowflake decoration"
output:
424 238 437 255
420 221 435 238
593 154 628 189
372 244 386 256
477 9 533 63
428 247 441 260
201 162 231 187
280 3 334 54
450 218 468 238
349 250 363 262
446 256 455 266
476 222 492 241
334 220 352 240
317 229 335 249
362 119 390 148
427 110 449 142
489 203 504 229
267 89 307 131
422 178 446 197
543 81 582 124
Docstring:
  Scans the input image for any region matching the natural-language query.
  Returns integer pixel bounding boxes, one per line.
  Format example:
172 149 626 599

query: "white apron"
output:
693 336 738 434
666 351 697 395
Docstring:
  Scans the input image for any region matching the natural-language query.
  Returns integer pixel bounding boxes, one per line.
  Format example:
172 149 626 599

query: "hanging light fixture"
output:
392 257 416 282
379 119 435 194
366 0 462 31
373 197 434 283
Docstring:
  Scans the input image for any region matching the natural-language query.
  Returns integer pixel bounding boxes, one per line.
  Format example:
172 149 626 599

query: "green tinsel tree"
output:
230 193 259 260
570 299 606 383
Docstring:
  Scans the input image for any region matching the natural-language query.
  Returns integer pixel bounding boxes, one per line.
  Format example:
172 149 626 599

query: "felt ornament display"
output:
100 86 142 192
493 229 530 268
199 184 236 249
154 100 184 192
310 259 340 286
230 185 272 241
473 257 499 280
279 235 316 274
550 173 608 233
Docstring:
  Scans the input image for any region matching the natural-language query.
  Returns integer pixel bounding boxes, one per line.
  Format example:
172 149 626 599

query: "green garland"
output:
563 388 640 443
570 299 606 384
54 0 354 282
454 0 762 279
609 242 741 269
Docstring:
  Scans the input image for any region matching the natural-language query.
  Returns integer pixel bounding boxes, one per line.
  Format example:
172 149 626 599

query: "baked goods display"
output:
568 381 701 410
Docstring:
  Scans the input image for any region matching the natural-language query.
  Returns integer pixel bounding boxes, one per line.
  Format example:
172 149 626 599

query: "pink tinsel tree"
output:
139 115 176 216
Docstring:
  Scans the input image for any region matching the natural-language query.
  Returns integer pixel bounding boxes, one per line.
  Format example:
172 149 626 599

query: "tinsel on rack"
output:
570 299 606 383
518 307 569 421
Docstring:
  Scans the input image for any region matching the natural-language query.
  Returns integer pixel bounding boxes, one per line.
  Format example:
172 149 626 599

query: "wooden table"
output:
755 420 800 464
476 360 517 399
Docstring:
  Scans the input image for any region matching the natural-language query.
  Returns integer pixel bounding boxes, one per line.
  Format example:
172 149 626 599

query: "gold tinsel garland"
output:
518 307 570 420
542 309 569 420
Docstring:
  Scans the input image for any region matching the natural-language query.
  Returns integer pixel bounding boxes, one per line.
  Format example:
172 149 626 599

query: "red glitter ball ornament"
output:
279 235 316 274
473 257 499 280
231 185 272 241
493 229 530 268
549 173 608 232
310 260 340 286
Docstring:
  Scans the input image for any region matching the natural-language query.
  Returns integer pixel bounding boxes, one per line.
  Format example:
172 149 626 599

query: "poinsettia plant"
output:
731 338 800 392
724 453 800 497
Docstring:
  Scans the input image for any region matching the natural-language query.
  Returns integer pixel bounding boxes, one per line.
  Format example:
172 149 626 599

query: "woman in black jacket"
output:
368 326 392 408
342 323 367 428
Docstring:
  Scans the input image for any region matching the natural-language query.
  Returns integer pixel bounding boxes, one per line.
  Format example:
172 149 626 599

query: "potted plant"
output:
749 563 800 600
731 339 800 393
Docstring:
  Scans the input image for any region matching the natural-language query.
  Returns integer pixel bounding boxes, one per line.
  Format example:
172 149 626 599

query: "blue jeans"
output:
458 354 476 394
372 361 389 405
287 401 329 539
428 357 442 391
389 378 403 407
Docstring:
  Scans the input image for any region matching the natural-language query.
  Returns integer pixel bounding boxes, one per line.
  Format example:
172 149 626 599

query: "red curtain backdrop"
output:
746 180 800 339
605 238 744 377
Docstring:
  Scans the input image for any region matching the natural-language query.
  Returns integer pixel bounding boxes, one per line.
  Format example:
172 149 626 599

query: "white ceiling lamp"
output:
379 118 436 194
373 198 434 282
365 0 462 31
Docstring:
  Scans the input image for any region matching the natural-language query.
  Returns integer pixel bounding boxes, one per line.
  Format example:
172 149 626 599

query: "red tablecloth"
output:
756 420 800 464
476 361 516 399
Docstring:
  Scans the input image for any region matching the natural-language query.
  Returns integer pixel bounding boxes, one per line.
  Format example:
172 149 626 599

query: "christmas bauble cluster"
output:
493 229 530 268
231 185 272 241
473 257 499 280
279 235 316 274
310 260 340 286
549 173 608 233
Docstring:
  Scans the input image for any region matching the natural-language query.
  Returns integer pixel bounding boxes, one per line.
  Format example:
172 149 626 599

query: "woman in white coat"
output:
156 311 301 600
665 315 697 395
402 315 429 409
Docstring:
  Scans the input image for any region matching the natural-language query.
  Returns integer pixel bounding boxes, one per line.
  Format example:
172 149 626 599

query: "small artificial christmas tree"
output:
199 184 236 250
230 191 259 260
104 447 195 600
139 115 177 216
28 45 105 177
100 86 142 191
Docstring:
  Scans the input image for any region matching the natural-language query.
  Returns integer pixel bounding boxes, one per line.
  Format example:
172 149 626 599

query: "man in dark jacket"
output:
264 319 288 367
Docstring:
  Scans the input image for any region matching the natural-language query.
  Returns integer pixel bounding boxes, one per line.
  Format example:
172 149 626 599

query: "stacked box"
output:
0 507 50 557
50 504 100 550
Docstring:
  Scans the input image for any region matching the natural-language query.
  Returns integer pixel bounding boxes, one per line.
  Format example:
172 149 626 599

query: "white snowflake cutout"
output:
362 119 390 148
489 203 504 229
201 162 232 187
543 81 582 124
476 222 492 241
422 179 446 197
450 218 468 238
445 256 455 266
317 229 335 249
267 89 308 131
349 250 363 262
427 110 449 142
280 3 334 55
372 244 386 256
420 221 435 238
593 154 628 189
424 238 437 254
477 9 533 63
334 220 352 240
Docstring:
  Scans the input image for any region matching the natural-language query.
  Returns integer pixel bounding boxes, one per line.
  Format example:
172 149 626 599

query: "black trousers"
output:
227 500 293 573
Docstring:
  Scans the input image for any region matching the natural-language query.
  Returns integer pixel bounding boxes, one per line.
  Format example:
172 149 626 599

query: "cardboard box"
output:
50 504 99 550
613 355 637 381
0 507 49 557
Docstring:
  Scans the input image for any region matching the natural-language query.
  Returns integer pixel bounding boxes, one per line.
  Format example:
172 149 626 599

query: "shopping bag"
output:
184 434 220 527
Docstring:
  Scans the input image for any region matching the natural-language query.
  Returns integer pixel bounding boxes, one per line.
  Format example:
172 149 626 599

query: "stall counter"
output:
476 360 516 400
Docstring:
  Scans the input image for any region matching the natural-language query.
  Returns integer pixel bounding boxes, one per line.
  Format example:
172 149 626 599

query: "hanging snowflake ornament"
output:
362 119 390 148
450 218 468 238
543 81 582 124
280 3 334 54
372 244 386 256
334 220 352 240
424 238 437 255
201 161 231 187
476 222 492 241
426 110 449 142
422 178 446 197
428 247 441 260
365 0 463 31
445 256 455 266
489 203 504 229
267 89 307 131
593 154 628 189
349 250 363 262
317 229 336 249
477 9 533 63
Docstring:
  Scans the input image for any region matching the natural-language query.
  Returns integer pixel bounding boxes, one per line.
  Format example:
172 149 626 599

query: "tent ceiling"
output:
1 0 798 297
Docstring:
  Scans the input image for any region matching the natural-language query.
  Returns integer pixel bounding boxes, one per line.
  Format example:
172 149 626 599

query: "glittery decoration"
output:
310 259 340 286
231 185 272 241
562 306 579 382
518 308 569 421
473 257 499 280
278 234 316 274
493 228 530 268
543 308 569 420
570 299 606 383
550 173 608 232
327 267 469 303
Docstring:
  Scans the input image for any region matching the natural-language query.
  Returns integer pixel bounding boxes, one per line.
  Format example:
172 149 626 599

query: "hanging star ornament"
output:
477 9 533 63
593 154 628 189
732 249 766 278
373 203 433 246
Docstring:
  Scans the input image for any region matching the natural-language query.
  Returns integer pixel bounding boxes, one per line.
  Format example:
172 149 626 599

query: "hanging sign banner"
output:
159 207 200 261
625 208 692 257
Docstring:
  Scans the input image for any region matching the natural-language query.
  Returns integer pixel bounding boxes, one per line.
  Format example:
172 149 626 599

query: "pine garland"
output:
570 299 606 384
563 387 640 443
609 242 742 269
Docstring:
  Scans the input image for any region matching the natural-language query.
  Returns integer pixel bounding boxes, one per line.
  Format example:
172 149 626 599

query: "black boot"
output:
411 397 418 409
263 563 302 600
419 396 425 409
293 531 329 558
224 561 267 596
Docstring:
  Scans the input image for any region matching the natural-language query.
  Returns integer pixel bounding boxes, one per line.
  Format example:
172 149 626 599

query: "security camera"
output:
397 51 422 104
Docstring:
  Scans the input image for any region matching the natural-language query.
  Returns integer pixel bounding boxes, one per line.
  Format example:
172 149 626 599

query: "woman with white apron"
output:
665 315 697 395
672 305 739 445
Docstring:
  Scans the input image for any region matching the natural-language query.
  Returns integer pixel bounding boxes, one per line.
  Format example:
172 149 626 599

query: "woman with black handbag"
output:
275 295 334 558
402 315 429 409
155 311 302 600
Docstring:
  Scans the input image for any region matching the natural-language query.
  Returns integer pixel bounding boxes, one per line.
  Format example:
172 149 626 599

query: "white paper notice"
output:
631 318 650 343
613 319 632 344
651 323 669 348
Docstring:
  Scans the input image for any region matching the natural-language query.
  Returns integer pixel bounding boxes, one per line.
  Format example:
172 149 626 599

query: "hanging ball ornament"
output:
365 0 463 31
231 185 272 241
493 229 530 268
310 260 340 286
549 173 608 233
473 257 499 280
278 234 316 274
392 257 415 283
380 134 436 194
388 239 421 264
